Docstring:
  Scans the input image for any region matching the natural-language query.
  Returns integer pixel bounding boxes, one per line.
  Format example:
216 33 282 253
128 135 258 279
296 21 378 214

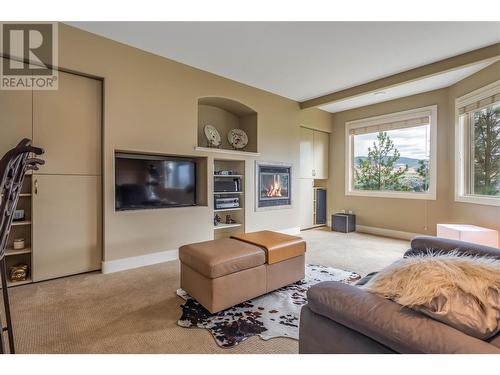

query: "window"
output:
455 81 500 206
345 105 437 199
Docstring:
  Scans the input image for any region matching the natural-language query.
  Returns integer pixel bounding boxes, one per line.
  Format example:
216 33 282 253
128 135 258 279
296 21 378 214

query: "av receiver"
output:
214 195 240 209
214 178 241 192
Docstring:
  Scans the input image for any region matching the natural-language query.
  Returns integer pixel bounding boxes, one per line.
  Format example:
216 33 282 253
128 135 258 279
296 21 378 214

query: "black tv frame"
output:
114 152 198 211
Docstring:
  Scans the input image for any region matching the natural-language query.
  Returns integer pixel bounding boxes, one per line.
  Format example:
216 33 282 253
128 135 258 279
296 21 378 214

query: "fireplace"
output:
256 161 292 210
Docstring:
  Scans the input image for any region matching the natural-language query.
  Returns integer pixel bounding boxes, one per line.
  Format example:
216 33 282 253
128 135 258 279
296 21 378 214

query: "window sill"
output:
455 194 500 207
346 189 436 200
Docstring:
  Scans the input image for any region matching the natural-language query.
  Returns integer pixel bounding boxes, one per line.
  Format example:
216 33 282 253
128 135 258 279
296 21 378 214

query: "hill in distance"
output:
354 156 424 169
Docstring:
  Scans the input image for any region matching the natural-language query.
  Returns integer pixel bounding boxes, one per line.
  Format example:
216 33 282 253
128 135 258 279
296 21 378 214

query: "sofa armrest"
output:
307 281 500 354
404 236 500 259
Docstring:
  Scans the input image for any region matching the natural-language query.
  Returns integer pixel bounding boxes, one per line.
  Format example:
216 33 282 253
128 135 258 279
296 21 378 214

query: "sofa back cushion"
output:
405 236 500 259
362 253 500 339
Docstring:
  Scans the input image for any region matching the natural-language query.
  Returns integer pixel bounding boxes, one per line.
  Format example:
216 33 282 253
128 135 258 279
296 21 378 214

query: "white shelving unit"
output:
214 223 243 230
213 159 245 239
5 175 33 287
11 220 31 226
214 207 242 213
5 247 32 256
6 279 32 287
196 146 260 157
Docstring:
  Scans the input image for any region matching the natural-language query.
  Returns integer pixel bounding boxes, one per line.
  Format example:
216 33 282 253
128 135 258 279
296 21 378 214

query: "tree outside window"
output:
353 126 430 193
471 104 500 196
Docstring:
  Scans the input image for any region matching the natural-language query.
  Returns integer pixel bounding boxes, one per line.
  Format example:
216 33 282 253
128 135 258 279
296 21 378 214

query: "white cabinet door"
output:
313 130 329 179
32 175 101 281
0 61 32 156
299 179 314 230
299 127 314 179
33 71 102 176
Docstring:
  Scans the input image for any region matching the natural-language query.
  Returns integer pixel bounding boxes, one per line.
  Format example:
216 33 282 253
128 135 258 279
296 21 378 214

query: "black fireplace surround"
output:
257 164 291 208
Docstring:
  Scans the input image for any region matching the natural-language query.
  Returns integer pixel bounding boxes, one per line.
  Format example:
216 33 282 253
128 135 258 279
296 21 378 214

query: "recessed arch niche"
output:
197 97 258 153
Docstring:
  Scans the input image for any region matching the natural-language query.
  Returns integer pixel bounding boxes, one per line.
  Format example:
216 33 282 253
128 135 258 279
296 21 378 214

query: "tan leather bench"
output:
179 231 306 313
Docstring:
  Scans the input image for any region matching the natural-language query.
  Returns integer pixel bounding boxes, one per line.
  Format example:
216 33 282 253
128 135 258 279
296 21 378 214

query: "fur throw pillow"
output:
361 253 500 339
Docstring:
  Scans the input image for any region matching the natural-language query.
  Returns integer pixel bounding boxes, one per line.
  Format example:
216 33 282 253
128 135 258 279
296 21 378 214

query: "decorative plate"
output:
204 125 221 147
227 128 248 149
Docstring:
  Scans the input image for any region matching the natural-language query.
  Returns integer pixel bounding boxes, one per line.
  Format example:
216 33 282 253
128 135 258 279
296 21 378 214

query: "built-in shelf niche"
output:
197 97 258 154
213 159 245 239
5 174 33 287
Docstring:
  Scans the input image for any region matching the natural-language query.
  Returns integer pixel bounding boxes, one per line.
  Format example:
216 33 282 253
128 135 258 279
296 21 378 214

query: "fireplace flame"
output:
266 175 282 197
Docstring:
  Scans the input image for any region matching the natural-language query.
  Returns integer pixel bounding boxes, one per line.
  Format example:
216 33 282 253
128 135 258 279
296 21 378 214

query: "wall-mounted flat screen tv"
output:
115 152 197 210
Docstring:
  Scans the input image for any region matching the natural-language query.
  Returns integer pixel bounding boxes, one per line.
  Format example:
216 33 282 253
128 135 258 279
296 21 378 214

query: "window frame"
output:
455 80 500 207
345 105 438 200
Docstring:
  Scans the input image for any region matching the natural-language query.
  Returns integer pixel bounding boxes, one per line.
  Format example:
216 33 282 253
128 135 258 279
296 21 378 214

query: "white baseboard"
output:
356 225 423 241
102 226 301 274
102 248 178 274
277 226 301 235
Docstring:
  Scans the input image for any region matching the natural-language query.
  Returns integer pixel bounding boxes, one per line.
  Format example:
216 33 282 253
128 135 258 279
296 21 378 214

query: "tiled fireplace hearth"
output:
255 161 292 210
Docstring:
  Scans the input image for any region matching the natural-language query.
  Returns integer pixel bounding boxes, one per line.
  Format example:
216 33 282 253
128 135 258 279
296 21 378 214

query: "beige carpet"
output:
6 228 408 353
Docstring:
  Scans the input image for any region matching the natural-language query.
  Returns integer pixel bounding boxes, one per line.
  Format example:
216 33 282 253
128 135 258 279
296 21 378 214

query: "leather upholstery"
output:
231 230 306 264
299 305 396 354
305 281 500 354
405 236 500 259
179 238 265 279
266 254 305 292
179 231 306 313
181 263 267 313
299 236 500 354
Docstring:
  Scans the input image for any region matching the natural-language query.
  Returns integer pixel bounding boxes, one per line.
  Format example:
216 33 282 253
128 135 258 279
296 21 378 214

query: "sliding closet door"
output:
32 71 102 282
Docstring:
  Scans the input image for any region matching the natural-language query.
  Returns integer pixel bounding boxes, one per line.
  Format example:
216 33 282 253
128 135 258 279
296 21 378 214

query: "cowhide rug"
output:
176 264 360 348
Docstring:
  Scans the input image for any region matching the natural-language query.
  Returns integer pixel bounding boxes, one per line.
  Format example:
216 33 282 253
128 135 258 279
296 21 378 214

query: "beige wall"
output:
447 62 500 233
198 105 240 149
56 24 331 261
330 61 500 237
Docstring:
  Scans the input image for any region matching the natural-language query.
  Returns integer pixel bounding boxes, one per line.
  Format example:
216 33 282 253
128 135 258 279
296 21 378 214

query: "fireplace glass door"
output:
257 164 291 208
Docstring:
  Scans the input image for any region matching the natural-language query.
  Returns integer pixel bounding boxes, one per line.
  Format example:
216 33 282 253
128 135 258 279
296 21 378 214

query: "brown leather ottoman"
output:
232 231 306 291
179 231 306 313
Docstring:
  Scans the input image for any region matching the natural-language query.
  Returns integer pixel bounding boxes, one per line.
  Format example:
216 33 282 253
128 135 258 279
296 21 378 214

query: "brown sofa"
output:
299 236 500 354
179 231 306 313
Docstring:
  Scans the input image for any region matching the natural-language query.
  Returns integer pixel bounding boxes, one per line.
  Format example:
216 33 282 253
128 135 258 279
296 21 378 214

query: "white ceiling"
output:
319 60 497 113
69 22 500 108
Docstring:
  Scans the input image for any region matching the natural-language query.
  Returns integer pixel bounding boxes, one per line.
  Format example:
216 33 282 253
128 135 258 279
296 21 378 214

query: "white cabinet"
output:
32 175 101 281
299 127 329 230
299 127 314 178
0 61 102 285
299 127 329 179
299 179 314 230
33 71 102 176
313 130 329 179
31 71 102 281
0 68 32 156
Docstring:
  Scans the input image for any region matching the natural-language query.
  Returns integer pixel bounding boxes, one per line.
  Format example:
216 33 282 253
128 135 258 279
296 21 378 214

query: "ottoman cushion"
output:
179 238 265 279
231 230 306 264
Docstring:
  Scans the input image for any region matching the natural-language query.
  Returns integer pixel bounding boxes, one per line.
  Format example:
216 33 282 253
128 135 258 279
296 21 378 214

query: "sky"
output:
354 124 430 160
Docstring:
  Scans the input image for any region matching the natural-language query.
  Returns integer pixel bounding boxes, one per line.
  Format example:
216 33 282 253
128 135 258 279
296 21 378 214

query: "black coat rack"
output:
0 138 44 354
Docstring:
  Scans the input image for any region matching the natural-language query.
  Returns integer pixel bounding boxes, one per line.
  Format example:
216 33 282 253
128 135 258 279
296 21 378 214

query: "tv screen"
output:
115 153 197 210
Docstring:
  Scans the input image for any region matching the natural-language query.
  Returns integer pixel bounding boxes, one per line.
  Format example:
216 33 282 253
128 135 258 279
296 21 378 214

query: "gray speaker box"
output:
331 213 356 233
